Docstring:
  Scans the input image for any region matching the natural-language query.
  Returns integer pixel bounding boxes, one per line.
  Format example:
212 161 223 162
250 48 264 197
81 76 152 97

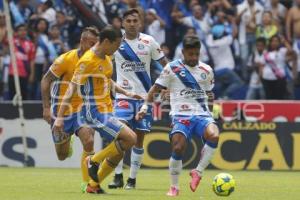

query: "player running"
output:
41 27 98 190
52 26 139 194
136 35 220 197
108 8 169 190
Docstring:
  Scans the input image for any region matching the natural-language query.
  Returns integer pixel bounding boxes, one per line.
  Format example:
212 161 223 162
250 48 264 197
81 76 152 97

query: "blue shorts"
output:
114 99 152 132
170 115 215 141
51 112 84 144
84 109 124 142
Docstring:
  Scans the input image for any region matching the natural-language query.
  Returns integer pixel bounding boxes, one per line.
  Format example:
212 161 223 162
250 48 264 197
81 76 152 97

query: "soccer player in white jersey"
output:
136 35 220 197
109 8 169 189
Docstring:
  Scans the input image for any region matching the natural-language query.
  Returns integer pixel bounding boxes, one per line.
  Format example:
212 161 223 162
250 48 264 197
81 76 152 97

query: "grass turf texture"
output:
0 168 299 200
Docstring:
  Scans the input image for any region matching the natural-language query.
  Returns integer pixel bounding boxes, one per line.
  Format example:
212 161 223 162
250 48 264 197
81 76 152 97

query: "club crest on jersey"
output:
138 44 145 50
99 65 103 71
201 73 207 80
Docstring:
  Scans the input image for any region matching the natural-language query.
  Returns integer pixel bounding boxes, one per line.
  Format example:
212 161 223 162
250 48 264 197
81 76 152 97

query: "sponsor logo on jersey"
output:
121 61 146 72
180 88 205 99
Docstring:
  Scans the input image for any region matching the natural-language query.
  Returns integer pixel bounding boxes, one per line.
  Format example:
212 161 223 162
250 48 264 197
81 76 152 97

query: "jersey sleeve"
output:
150 37 165 61
71 59 94 85
155 64 172 89
49 54 67 78
202 67 215 91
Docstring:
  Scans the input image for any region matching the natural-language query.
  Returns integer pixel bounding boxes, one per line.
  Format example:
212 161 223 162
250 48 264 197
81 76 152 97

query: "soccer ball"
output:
212 173 235 196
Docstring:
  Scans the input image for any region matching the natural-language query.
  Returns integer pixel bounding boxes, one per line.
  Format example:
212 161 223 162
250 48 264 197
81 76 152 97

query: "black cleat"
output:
86 156 99 182
108 173 124 189
124 178 136 190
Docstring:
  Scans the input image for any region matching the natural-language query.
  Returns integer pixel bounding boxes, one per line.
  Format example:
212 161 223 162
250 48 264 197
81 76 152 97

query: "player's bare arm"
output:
159 56 169 68
41 70 58 124
52 82 77 134
135 83 164 120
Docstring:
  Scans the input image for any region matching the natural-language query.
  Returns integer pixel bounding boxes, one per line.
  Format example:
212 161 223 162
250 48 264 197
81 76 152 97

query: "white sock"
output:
115 159 123 174
196 144 216 174
129 147 144 179
169 156 182 189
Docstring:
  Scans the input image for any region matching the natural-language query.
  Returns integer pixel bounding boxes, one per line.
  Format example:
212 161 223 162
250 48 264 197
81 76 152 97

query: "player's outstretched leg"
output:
125 131 145 190
108 159 124 189
166 133 187 197
190 123 219 192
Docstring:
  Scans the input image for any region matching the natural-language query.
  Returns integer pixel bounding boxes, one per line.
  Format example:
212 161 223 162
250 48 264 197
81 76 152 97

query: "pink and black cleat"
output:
189 169 202 192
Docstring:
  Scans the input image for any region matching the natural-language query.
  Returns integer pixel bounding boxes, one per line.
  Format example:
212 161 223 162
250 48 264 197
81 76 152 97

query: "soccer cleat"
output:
67 135 75 158
108 173 124 189
166 186 179 197
85 156 99 182
124 178 136 190
81 182 88 193
189 169 202 192
85 184 106 194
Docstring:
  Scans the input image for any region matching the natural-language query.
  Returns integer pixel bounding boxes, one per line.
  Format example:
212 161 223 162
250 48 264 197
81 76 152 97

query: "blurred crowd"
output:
0 0 300 100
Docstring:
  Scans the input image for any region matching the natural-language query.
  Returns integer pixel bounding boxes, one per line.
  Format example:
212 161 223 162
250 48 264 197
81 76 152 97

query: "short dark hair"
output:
256 37 266 45
99 25 122 43
82 26 99 37
123 8 140 19
183 35 201 49
15 23 27 31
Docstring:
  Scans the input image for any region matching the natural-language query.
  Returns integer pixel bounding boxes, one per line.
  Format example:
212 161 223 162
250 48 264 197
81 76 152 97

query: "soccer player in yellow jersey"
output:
53 26 138 194
41 27 99 191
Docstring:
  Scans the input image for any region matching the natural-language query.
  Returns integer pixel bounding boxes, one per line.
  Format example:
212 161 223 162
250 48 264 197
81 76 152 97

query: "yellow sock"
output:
97 153 123 185
81 150 94 183
91 140 121 163
97 159 115 185
88 179 99 187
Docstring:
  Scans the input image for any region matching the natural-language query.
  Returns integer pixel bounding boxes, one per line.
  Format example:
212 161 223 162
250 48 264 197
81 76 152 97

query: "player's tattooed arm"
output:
110 79 143 99
136 84 164 120
41 70 58 124
206 91 214 113
52 82 77 133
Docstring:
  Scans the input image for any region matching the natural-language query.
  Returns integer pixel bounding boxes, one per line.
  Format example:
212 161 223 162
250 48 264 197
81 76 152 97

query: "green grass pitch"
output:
0 168 299 200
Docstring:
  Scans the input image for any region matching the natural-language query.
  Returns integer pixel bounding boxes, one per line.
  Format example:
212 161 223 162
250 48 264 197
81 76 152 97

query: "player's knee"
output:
207 131 219 143
173 144 185 156
82 137 94 152
57 152 68 161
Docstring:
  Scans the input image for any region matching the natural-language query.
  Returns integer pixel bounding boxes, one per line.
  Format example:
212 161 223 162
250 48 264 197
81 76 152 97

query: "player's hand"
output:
52 118 64 135
161 89 170 101
43 107 52 124
125 91 144 100
135 104 148 121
